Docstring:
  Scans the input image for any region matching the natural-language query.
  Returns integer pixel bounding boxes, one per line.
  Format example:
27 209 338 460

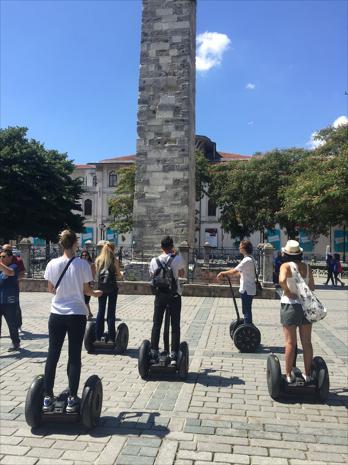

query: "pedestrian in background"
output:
333 253 344 286
323 253 335 286
0 249 21 351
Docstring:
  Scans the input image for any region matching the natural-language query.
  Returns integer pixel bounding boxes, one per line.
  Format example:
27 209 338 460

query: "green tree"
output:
108 164 135 234
281 124 348 236
209 149 307 239
0 126 84 242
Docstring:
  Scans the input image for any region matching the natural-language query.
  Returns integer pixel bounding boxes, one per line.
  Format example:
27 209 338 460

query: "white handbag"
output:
289 262 327 323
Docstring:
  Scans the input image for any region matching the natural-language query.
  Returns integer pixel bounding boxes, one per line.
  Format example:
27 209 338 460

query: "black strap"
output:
252 257 260 283
55 257 76 289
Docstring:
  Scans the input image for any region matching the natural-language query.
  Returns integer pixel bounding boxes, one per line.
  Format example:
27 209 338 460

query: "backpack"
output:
97 266 117 294
151 255 177 295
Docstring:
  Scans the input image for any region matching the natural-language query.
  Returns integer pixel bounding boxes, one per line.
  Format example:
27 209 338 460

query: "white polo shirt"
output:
149 253 185 295
234 256 256 296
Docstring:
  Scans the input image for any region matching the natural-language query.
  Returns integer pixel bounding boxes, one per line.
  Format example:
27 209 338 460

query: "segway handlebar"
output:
227 276 241 321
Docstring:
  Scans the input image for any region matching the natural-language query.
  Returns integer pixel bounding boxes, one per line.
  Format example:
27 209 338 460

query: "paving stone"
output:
0 457 38 465
213 453 250 464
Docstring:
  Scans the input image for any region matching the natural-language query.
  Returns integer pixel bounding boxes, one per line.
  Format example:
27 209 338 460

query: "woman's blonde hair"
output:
59 230 77 250
95 242 115 272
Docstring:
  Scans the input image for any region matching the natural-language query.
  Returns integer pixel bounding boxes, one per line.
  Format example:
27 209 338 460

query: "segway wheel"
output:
138 340 151 379
80 375 103 429
267 354 282 400
84 321 96 354
115 323 129 353
229 319 244 338
312 356 330 401
178 341 189 380
25 375 44 428
233 324 261 352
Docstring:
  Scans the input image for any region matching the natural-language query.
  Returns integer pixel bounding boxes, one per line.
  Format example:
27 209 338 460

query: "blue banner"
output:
266 229 281 251
81 227 94 245
106 228 118 244
299 229 313 252
32 237 46 246
334 229 348 253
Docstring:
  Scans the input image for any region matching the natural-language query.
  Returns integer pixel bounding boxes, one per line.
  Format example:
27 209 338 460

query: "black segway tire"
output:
229 319 244 338
80 375 103 429
84 321 96 354
178 341 189 380
138 340 151 379
312 356 330 401
233 323 261 352
25 375 44 428
115 323 129 353
267 354 282 400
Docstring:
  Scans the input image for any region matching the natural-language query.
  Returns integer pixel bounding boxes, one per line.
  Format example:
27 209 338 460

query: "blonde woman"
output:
95 242 122 342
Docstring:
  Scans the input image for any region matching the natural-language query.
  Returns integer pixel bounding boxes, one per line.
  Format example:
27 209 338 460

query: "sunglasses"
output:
0 255 7 259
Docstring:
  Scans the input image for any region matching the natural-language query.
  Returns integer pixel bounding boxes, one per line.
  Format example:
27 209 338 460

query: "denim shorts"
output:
280 303 311 326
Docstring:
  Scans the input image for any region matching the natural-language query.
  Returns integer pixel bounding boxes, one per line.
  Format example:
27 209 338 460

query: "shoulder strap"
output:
252 257 259 281
166 255 176 268
55 257 76 289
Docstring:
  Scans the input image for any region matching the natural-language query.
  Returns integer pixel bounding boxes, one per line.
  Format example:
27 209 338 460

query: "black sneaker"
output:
66 396 80 413
8 343 20 352
170 351 177 366
42 396 55 412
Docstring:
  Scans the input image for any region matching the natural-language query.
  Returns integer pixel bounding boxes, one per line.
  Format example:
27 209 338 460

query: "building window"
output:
109 171 117 187
208 199 217 217
84 199 92 216
92 175 97 187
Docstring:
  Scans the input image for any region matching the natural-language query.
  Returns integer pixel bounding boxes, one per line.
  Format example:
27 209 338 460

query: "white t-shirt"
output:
44 256 93 315
280 262 310 305
234 256 256 296
149 253 185 295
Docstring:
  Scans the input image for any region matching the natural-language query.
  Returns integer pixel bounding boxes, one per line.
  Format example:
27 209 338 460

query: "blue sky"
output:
1 0 347 163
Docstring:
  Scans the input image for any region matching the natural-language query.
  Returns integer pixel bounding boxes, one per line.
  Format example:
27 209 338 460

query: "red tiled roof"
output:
99 155 136 163
219 152 251 160
75 164 96 169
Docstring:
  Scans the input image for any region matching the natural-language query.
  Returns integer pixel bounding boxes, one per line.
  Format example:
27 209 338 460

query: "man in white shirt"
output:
217 240 256 324
149 236 185 365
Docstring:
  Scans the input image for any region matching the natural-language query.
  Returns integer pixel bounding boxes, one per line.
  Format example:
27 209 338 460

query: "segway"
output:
84 320 129 354
138 307 189 380
267 349 330 401
227 277 261 352
25 374 103 429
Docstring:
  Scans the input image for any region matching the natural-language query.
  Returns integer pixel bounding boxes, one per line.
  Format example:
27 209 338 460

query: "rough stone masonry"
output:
132 0 196 256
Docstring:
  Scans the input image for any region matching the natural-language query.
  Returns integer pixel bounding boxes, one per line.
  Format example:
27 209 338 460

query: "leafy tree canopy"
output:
0 126 84 242
108 164 135 234
281 124 348 236
209 148 307 239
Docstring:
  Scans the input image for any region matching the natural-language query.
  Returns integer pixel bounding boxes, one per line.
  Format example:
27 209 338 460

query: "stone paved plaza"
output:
0 287 347 465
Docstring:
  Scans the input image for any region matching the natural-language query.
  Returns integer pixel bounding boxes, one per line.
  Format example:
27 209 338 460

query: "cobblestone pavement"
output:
0 287 347 465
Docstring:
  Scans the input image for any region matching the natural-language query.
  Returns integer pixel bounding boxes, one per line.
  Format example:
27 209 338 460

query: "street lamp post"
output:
99 223 106 242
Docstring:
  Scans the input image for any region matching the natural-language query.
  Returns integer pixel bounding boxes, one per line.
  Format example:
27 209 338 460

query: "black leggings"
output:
44 313 86 397
151 293 181 354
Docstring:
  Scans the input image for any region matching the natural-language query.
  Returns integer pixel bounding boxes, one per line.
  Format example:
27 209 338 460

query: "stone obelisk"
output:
132 0 196 257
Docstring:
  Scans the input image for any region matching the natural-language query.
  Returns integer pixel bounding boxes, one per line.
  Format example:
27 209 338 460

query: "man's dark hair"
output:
240 240 253 255
161 236 174 251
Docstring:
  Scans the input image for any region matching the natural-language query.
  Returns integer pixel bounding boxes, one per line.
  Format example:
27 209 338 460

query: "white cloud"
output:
332 115 348 128
247 121 254 126
196 32 231 72
246 83 256 90
307 115 348 149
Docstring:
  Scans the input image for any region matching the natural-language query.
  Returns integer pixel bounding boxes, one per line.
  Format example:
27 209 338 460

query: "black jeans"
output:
325 268 334 285
44 313 86 397
151 292 181 354
0 304 20 346
96 291 118 341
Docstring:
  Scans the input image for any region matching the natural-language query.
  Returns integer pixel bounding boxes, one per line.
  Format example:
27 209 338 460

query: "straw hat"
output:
281 240 303 255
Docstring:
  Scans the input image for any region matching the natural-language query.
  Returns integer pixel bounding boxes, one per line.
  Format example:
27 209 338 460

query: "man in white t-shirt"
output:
149 236 185 365
217 240 256 324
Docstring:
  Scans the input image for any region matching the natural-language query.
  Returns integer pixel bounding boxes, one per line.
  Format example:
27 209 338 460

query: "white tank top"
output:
281 262 309 304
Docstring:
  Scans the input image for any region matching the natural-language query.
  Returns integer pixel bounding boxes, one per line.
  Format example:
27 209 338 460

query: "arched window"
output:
208 199 217 217
109 171 117 187
84 199 92 216
92 175 97 187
